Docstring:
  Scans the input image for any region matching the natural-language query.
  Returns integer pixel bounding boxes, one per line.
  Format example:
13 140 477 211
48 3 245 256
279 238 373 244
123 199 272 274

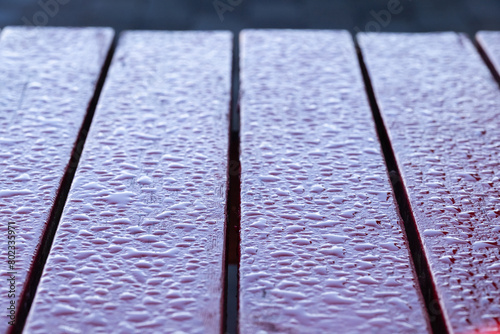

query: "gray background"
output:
1 0 500 35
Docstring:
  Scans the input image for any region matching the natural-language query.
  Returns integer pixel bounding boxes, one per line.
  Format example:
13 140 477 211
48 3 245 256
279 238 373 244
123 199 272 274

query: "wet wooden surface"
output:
477 31 500 83
1 27 499 334
359 32 500 334
238 30 430 334
0 26 113 334
24 31 232 334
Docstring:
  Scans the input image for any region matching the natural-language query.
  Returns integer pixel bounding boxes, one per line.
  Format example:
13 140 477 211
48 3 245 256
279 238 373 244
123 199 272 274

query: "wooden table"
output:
0 27 499 334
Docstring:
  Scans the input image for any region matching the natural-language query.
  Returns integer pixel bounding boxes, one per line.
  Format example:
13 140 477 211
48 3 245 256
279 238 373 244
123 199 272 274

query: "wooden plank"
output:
477 31 500 81
358 32 500 334
0 27 113 332
239 30 430 334
24 31 232 334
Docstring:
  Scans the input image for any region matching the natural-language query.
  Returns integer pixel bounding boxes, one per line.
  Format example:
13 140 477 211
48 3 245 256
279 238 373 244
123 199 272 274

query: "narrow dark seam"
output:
223 33 241 334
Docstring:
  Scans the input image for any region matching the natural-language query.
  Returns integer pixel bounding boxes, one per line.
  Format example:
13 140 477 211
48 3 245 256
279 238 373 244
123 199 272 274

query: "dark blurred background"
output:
1 0 500 35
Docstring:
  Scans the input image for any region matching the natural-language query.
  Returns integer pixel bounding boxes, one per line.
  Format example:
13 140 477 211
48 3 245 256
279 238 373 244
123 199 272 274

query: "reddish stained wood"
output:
359 32 500 334
0 27 113 333
239 30 429 334
24 31 232 334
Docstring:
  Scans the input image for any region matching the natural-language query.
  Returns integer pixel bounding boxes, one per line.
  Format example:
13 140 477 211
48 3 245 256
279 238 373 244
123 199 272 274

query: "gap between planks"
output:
223 33 241 334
